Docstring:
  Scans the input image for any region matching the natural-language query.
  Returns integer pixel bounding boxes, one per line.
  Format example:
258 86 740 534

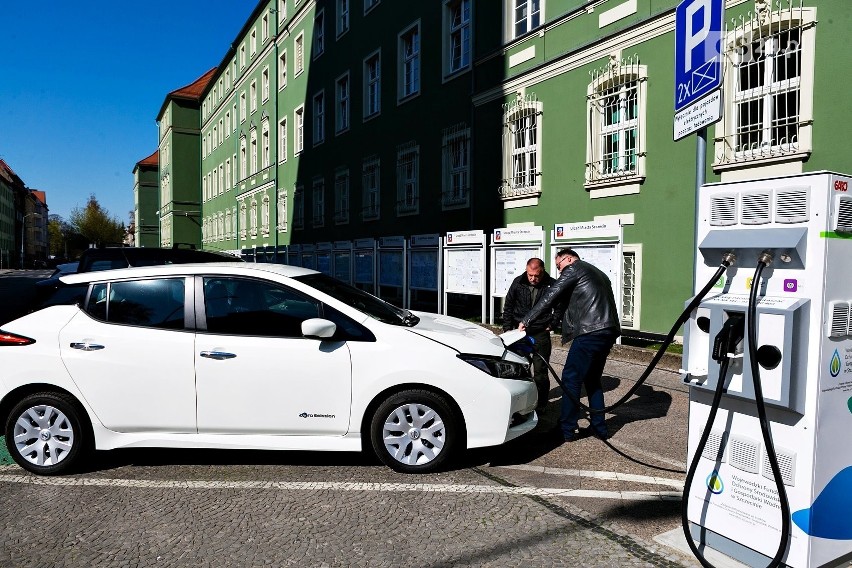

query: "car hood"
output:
405 312 525 361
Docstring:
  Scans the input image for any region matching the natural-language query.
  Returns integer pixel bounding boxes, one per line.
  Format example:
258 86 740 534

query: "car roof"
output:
60 262 318 284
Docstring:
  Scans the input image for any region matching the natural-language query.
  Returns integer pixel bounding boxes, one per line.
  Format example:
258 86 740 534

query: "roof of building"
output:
132 149 159 174
30 190 47 206
156 67 217 121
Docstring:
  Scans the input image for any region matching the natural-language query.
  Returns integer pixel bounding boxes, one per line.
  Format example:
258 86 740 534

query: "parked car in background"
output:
0 262 537 475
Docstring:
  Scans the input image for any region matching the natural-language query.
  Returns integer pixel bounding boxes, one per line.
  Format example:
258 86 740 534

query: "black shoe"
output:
563 430 581 442
583 427 610 441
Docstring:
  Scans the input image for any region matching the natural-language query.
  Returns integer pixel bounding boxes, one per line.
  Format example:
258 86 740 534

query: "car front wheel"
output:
5 392 88 475
370 389 461 473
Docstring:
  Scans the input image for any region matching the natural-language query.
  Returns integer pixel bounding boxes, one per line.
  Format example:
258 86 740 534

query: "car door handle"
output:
200 350 237 360
70 342 105 351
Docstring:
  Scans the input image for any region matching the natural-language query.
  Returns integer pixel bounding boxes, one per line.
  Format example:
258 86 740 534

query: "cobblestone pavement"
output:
0 346 700 568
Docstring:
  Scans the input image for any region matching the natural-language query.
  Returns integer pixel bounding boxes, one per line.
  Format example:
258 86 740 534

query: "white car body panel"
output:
1 263 538 461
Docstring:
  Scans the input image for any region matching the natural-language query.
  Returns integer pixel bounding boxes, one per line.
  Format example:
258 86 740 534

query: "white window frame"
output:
262 12 269 42
262 195 271 236
364 0 380 15
363 50 381 120
313 9 325 58
294 105 305 155
585 55 647 192
621 244 642 330
398 22 421 102
507 0 543 40
277 190 288 232
240 44 246 68
312 177 325 227
313 90 325 146
713 3 815 173
278 0 287 25
335 71 350 134
334 168 350 225
396 142 419 216
261 119 271 170
239 91 247 122
262 66 270 102
295 32 305 76
240 136 247 179
250 80 258 114
337 0 350 38
444 0 471 78
250 29 257 57
250 127 258 175
279 49 288 90
278 117 288 163
362 156 380 220
499 93 542 203
442 124 470 209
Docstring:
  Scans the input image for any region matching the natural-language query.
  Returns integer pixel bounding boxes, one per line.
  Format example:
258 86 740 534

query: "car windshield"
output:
294 273 419 327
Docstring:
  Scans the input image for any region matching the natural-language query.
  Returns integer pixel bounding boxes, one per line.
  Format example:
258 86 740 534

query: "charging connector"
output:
712 314 745 363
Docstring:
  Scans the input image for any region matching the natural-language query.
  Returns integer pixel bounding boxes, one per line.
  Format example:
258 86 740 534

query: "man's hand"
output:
517 322 526 331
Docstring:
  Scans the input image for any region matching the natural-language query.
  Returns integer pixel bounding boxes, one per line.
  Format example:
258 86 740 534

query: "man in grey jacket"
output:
519 248 621 442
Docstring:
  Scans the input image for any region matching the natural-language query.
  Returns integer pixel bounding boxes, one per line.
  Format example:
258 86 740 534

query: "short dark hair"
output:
556 248 580 260
526 257 545 270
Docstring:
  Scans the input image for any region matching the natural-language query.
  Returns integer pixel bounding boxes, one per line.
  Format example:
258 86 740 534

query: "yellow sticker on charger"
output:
745 277 753 290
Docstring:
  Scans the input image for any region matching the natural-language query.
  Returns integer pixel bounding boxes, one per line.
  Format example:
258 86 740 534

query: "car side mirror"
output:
301 318 337 339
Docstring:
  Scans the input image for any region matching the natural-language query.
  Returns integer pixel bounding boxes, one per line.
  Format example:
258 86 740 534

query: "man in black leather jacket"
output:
502 258 559 409
519 248 621 442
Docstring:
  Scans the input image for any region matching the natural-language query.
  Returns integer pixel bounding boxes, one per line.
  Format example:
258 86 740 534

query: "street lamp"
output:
20 213 40 269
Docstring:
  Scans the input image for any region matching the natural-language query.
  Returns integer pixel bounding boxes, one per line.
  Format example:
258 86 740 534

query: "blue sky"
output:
0 1 256 223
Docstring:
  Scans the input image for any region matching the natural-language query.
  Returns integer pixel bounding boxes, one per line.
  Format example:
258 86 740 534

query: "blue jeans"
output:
559 329 618 436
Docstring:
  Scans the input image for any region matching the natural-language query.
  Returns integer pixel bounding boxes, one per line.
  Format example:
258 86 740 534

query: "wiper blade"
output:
401 311 420 327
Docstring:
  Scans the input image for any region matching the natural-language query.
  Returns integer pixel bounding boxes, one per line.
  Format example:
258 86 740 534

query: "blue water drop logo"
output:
830 350 842 378
706 470 724 494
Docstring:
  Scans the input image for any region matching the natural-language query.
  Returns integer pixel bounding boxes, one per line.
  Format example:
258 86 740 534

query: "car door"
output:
194 276 352 435
59 277 197 433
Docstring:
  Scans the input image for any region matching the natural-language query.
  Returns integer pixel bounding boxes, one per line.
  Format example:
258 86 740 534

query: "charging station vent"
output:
710 193 738 226
827 301 850 338
835 195 852 233
741 191 772 225
729 435 761 474
762 447 797 486
701 429 727 462
775 187 810 224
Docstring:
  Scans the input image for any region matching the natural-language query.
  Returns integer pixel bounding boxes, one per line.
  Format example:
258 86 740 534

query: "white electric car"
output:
0 263 538 475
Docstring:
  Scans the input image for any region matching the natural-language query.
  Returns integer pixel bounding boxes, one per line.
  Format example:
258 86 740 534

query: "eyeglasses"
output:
555 256 568 270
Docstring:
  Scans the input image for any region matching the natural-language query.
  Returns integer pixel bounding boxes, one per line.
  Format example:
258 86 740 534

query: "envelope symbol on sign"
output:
691 57 718 94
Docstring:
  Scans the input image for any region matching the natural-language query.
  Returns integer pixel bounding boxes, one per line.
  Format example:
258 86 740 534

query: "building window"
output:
499 93 542 201
277 190 288 232
511 0 542 39
714 3 815 169
362 156 380 220
219 165 225 195
225 111 231 135
312 177 325 227
398 23 420 100
336 72 350 133
364 0 379 14
396 142 419 216
279 117 288 162
262 120 270 169
278 0 287 24
262 67 270 102
294 105 304 154
334 168 350 224
313 10 325 58
240 44 246 68
250 29 257 57
442 123 470 209
250 80 257 113
313 90 325 146
364 51 381 119
250 199 258 237
293 185 304 229
233 153 238 185
262 12 269 41
239 203 247 239
621 246 641 329
446 0 471 75
225 159 232 190
262 195 271 235
586 55 647 189
239 92 247 122
240 136 247 179
250 128 258 175
295 32 304 76
279 50 287 89
337 0 350 37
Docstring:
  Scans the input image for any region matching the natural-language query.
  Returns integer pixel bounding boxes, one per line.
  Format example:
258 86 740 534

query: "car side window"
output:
203 277 320 337
85 279 186 329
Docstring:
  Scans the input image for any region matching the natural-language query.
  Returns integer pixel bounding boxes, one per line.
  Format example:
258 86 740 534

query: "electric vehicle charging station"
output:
681 172 852 568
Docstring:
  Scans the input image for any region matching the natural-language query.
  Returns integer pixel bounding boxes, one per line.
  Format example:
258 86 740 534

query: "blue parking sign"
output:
674 0 724 112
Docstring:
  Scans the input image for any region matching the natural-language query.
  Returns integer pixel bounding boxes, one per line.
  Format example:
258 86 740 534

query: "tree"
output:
68 194 126 248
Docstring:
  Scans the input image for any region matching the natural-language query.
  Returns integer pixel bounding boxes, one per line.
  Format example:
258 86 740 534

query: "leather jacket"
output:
522 259 621 343
502 272 558 333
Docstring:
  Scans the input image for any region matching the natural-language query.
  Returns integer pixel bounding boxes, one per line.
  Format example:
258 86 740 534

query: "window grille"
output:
312 178 325 227
334 170 350 224
586 55 644 184
621 251 636 328
500 93 541 200
362 156 380 220
396 142 419 215
442 123 470 208
716 0 813 165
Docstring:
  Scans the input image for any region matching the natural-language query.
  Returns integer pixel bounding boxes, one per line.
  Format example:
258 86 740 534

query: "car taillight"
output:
0 331 35 346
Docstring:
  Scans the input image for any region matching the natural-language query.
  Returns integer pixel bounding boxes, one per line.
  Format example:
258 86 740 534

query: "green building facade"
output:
182 0 851 336
132 150 160 248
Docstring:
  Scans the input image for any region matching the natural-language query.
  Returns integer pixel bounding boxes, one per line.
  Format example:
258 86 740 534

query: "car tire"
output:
5 392 89 475
370 389 461 474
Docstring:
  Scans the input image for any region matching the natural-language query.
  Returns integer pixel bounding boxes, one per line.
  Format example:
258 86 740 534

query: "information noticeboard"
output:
445 248 482 294
379 250 404 287
493 247 540 296
410 250 438 291
333 251 351 283
316 252 331 275
354 251 374 285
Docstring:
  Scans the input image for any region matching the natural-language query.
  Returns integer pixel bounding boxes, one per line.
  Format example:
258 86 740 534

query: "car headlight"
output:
457 354 531 380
